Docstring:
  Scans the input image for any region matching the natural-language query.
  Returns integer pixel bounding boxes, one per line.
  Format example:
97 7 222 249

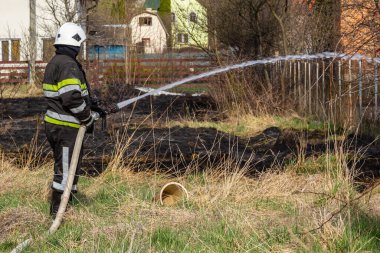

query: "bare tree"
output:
202 0 282 58
38 0 79 37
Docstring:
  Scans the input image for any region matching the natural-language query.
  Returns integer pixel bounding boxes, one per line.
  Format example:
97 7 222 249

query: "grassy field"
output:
1 116 380 252
167 114 328 138
0 83 42 99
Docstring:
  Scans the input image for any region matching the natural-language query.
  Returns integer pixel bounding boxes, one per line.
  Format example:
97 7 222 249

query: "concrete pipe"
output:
156 182 189 206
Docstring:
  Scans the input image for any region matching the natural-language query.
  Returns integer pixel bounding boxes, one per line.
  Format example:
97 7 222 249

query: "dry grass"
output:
1 116 380 252
1 151 377 252
0 83 42 99
0 207 47 241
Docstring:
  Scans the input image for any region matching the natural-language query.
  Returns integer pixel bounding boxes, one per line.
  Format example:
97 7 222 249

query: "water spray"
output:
113 51 380 112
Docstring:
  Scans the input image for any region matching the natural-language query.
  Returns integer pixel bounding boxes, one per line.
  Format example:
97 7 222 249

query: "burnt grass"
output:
1 92 380 186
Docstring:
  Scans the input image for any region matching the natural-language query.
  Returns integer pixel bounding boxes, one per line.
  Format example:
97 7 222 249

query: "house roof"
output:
144 0 161 10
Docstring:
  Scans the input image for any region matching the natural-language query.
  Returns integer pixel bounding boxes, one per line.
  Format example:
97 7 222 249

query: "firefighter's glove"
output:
90 98 107 118
82 111 100 128
91 105 107 118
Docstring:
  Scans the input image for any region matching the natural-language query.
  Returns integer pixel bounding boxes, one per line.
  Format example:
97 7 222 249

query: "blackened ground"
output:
1 93 380 184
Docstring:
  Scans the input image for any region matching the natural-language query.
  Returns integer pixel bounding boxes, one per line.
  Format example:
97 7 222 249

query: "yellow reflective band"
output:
43 83 58 91
80 83 88 90
43 80 88 92
42 79 87 92
58 78 81 88
44 115 80 128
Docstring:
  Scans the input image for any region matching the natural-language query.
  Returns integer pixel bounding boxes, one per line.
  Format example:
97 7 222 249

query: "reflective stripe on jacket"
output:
42 54 91 128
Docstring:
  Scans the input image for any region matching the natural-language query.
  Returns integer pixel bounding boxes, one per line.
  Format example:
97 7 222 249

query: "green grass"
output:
197 222 242 252
170 86 209 94
150 227 188 251
0 191 24 211
287 154 337 175
168 115 329 138
333 211 380 252
304 210 380 253
0 189 48 214
0 241 16 252
253 197 298 215
273 115 329 131
2 138 380 252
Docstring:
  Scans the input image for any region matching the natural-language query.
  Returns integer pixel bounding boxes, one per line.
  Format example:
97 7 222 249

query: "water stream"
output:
116 52 379 110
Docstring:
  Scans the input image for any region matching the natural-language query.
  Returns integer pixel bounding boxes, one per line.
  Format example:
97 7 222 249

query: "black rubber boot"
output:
69 193 74 204
50 190 62 219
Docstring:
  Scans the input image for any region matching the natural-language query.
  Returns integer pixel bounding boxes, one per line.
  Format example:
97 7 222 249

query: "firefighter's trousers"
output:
45 122 83 193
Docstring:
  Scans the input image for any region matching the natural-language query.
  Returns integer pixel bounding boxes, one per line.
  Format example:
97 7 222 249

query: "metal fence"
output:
266 57 380 127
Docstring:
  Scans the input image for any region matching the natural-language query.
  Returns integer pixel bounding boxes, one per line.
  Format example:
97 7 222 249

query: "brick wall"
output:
340 0 379 56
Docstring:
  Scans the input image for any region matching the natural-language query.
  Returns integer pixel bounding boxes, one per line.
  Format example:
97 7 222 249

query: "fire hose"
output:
10 85 181 252
11 125 87 253
10 79 197 252
11 88 163 252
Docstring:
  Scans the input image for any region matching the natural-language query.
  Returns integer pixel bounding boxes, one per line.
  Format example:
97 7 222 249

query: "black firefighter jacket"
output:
42 54 91 128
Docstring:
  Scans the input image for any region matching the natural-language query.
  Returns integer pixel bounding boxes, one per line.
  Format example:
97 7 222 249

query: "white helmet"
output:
54 22 86 47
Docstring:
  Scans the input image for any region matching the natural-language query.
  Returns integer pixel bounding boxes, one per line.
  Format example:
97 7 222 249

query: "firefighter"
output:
43 22 104 217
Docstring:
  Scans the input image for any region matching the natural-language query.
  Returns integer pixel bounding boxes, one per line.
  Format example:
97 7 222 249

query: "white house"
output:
0 0 86 62
130 10 168 54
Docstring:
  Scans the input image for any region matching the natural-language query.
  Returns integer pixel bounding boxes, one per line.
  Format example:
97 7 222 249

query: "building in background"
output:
130 10 168 54
143 0 208 50
87 24 129 60
307 0 380 57
0 0 91 62
85 0 145 59
340 0 379 56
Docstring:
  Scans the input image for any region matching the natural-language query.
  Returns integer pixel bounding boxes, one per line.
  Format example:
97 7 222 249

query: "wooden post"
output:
308 61 312 114
375 62 378 122
304 61 307 112
338 60 342 121
329 62 334 121
348 60 353 125
29 0 36 86
322 61 325 111
316 62 319 115
294 61 297 103
358 60 363 120
298 61 301 110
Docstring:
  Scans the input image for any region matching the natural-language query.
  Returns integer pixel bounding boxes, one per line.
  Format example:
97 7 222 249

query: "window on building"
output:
171 12 176 22
189 12 197 23
11 39 20 61
139 17 152 26
142 38 151 47
1 40 9 62
43 38 55 61
177 33 189 44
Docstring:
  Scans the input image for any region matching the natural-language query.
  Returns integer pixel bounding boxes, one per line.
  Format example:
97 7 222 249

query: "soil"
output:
1 92 380 185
